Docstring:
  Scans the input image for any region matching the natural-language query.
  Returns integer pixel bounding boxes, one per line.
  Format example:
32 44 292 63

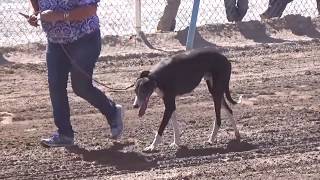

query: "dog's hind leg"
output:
207 115 220 144
169 111 181 148
205 79 223 144
222 98 240 140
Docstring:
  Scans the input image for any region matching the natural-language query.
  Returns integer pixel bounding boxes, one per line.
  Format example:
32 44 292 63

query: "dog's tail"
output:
225 83 242 105
224 59 242 105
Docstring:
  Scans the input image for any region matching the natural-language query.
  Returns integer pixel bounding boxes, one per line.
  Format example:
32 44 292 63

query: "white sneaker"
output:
110 104 124 139
40 133 74 148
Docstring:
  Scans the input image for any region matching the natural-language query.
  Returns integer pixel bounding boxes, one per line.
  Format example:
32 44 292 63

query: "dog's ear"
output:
139 71 150 78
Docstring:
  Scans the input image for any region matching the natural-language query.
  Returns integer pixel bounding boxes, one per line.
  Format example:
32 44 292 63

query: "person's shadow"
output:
175 139 257 158
136 31 168 52
175 27 224 51
65 141 158 171
238 20 286 44
0 52 10 66
273 15 320 39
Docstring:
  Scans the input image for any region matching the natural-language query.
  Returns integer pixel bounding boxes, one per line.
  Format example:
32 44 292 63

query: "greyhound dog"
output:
133 49 242 151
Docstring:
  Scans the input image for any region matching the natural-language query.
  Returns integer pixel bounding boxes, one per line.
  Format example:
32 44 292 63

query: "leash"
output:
60 44 135 92
19 12 135 92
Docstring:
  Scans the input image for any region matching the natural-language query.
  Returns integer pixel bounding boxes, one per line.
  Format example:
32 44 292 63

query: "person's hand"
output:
40 10 63 22
27 12 39 27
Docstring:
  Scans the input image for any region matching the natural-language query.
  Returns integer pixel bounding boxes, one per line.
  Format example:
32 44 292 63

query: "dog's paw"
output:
143 145 155 152
204 139 213 145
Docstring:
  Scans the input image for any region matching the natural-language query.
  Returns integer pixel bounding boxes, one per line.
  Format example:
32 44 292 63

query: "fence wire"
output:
0 0 318 47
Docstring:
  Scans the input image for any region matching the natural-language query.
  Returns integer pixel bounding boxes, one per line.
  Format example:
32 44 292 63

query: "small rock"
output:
305 71 311 75
189 120 196 124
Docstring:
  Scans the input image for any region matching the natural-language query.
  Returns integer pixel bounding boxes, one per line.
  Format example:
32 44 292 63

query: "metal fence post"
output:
186 0 201 50
135 0 142 34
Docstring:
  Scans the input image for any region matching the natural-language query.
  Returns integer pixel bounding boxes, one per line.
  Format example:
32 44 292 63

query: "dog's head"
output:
133 71 157 117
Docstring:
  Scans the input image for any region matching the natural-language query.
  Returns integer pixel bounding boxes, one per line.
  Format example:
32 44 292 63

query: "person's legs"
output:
261 0 293 19
47 42 73 137
66 30 123 139
157 0 181 31
317 0 320 15
236 0 249 21
224 0 237 22
225 0 248 22
41 42 74 147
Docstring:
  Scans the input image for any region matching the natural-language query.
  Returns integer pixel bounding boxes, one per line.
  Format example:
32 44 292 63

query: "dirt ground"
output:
0 16 320 179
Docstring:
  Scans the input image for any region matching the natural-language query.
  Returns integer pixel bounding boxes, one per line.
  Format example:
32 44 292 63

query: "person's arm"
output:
28 0 39 27
30 0 39 13
40 5 97 22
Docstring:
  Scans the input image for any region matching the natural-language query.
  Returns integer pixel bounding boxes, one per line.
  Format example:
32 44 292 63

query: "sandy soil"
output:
0 15 320 179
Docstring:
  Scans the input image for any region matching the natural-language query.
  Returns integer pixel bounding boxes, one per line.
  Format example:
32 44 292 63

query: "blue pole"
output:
186 0 200 50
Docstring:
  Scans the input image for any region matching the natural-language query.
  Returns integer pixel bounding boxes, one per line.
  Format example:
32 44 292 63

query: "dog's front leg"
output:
169 111 181 148
222 98 241 140
206 119 220 144
144 96 176 152
144 133 162 152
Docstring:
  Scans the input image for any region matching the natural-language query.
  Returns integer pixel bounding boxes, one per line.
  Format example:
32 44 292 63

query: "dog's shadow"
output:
65 140 255 170
176 139 256 158
66 142 157 171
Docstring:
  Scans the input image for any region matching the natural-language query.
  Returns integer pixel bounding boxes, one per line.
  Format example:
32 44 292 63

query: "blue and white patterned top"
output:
38 0 100 43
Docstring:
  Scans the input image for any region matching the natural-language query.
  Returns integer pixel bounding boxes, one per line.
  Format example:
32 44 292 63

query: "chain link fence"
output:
0 0 318 47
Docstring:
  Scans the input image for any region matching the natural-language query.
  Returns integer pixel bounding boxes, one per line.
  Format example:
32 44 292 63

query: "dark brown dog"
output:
133 49 242 151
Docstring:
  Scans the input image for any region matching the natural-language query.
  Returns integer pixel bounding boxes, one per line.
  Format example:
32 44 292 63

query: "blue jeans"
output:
46 30 117 138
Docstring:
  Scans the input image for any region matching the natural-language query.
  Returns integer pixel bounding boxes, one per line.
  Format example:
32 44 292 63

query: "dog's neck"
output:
148 75 164 98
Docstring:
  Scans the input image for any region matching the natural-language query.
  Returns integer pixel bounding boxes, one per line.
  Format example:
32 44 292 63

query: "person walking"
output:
261 0 320 19
157 0 181 32
260 0 293 19
316 0 320 15
224 0 249 22
28 0 124 147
